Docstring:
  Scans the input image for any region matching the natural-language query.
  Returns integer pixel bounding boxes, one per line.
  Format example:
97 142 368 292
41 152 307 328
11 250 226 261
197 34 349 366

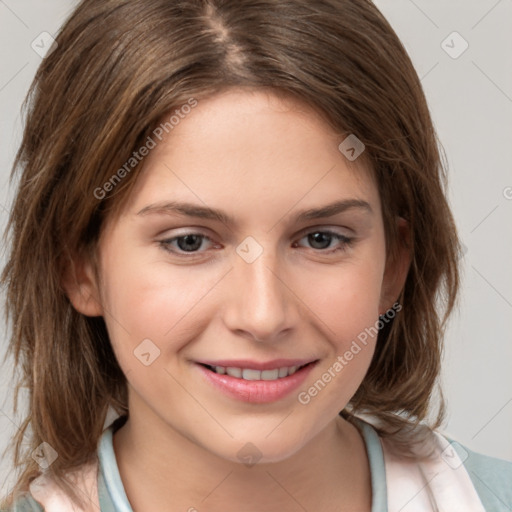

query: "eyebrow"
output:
136 198 372 226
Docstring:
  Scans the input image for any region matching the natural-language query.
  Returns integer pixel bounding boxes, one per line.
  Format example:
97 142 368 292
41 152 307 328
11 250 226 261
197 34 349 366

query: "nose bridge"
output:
225 235 293 341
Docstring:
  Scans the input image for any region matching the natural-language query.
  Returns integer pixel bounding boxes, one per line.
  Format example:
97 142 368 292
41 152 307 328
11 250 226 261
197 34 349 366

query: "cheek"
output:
293 257 384 403
102 261 197 381
98 244 228 370
295 272 382 415
296 256 384 341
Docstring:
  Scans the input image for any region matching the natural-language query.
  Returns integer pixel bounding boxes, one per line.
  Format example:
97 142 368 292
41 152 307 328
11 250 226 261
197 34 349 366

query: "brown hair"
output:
1 0 461 507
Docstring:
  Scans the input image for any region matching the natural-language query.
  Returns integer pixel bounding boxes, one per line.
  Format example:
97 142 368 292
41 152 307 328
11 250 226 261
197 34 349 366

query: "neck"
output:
113 406 371 512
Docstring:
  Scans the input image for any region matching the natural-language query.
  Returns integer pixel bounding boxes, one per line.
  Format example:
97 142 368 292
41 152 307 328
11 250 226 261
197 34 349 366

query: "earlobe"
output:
379 217 411 315
61 250 103 317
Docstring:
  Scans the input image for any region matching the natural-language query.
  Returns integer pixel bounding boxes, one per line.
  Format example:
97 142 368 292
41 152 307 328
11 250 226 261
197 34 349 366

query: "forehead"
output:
112 88 379 226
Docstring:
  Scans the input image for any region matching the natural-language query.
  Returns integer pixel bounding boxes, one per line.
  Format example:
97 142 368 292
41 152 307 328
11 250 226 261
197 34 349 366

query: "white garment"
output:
381 431 486 512
29 461 98 512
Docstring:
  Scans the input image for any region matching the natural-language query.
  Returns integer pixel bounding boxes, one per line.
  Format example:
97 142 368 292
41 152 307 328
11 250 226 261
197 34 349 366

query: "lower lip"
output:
195 362 317 404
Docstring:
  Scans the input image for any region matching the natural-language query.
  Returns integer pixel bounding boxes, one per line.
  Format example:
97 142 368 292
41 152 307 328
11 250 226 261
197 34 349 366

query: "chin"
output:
215 432 308 467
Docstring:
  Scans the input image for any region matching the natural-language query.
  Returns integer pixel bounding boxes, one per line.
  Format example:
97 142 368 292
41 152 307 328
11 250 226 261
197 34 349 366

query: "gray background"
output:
1 0 511 496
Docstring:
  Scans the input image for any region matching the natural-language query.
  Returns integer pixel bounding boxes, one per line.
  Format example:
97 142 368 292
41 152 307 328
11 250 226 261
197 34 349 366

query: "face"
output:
73 89 405 463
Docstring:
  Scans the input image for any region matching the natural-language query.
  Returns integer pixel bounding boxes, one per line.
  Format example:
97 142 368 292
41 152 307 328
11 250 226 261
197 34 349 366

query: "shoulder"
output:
2 459 100 512
0 493 44 512
450 438 512 510
355 415 512 511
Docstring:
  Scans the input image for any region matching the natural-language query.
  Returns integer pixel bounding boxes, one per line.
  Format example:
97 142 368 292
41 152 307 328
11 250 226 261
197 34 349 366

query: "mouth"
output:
198 361 316 381
194 359 320 403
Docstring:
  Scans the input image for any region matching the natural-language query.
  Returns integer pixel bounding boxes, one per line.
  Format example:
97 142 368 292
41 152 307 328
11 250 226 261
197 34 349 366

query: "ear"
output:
61 249 103 317
379 217 411 315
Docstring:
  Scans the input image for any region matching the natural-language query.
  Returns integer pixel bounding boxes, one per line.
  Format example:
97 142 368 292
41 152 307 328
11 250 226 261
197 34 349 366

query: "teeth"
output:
278 367 289 378
242 369 261 380
209 364 308 380
226 367 242 378
288 365 298 375
261 369 279 380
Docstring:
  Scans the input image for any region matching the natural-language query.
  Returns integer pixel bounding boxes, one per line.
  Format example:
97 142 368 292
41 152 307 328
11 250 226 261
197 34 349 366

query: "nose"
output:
222 244 298 342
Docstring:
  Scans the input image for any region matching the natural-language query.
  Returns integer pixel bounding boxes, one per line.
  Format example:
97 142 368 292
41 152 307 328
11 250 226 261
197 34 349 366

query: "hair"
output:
1 0 461 507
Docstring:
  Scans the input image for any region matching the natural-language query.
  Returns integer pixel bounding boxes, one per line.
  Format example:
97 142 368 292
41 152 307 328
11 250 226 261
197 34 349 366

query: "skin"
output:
65 88 410 511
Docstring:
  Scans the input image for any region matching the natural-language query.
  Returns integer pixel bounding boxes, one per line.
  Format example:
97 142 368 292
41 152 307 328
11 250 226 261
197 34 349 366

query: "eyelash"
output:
158 229 354 258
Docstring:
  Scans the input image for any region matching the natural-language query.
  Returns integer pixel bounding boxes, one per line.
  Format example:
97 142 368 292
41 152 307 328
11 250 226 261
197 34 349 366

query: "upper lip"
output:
196 359 318 371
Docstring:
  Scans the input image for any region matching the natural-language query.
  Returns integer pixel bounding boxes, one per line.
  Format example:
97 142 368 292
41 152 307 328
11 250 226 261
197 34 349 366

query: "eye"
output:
159 233 215 255
158 229 354 258
293 229 354 253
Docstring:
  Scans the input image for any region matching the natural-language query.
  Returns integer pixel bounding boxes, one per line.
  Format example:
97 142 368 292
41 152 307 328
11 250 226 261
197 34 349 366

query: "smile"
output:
195 360 319 403
201 363 310 381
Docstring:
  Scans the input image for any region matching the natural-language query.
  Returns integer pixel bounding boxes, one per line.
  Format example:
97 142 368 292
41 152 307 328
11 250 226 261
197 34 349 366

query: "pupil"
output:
178 235 202 252
309 232 331 249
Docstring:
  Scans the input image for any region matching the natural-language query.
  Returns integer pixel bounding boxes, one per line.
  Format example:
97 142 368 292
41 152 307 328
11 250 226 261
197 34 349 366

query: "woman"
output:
1 0 511 510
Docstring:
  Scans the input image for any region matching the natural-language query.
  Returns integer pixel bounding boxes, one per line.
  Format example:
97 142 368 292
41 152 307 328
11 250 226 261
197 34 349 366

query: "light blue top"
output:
4 416 512 511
